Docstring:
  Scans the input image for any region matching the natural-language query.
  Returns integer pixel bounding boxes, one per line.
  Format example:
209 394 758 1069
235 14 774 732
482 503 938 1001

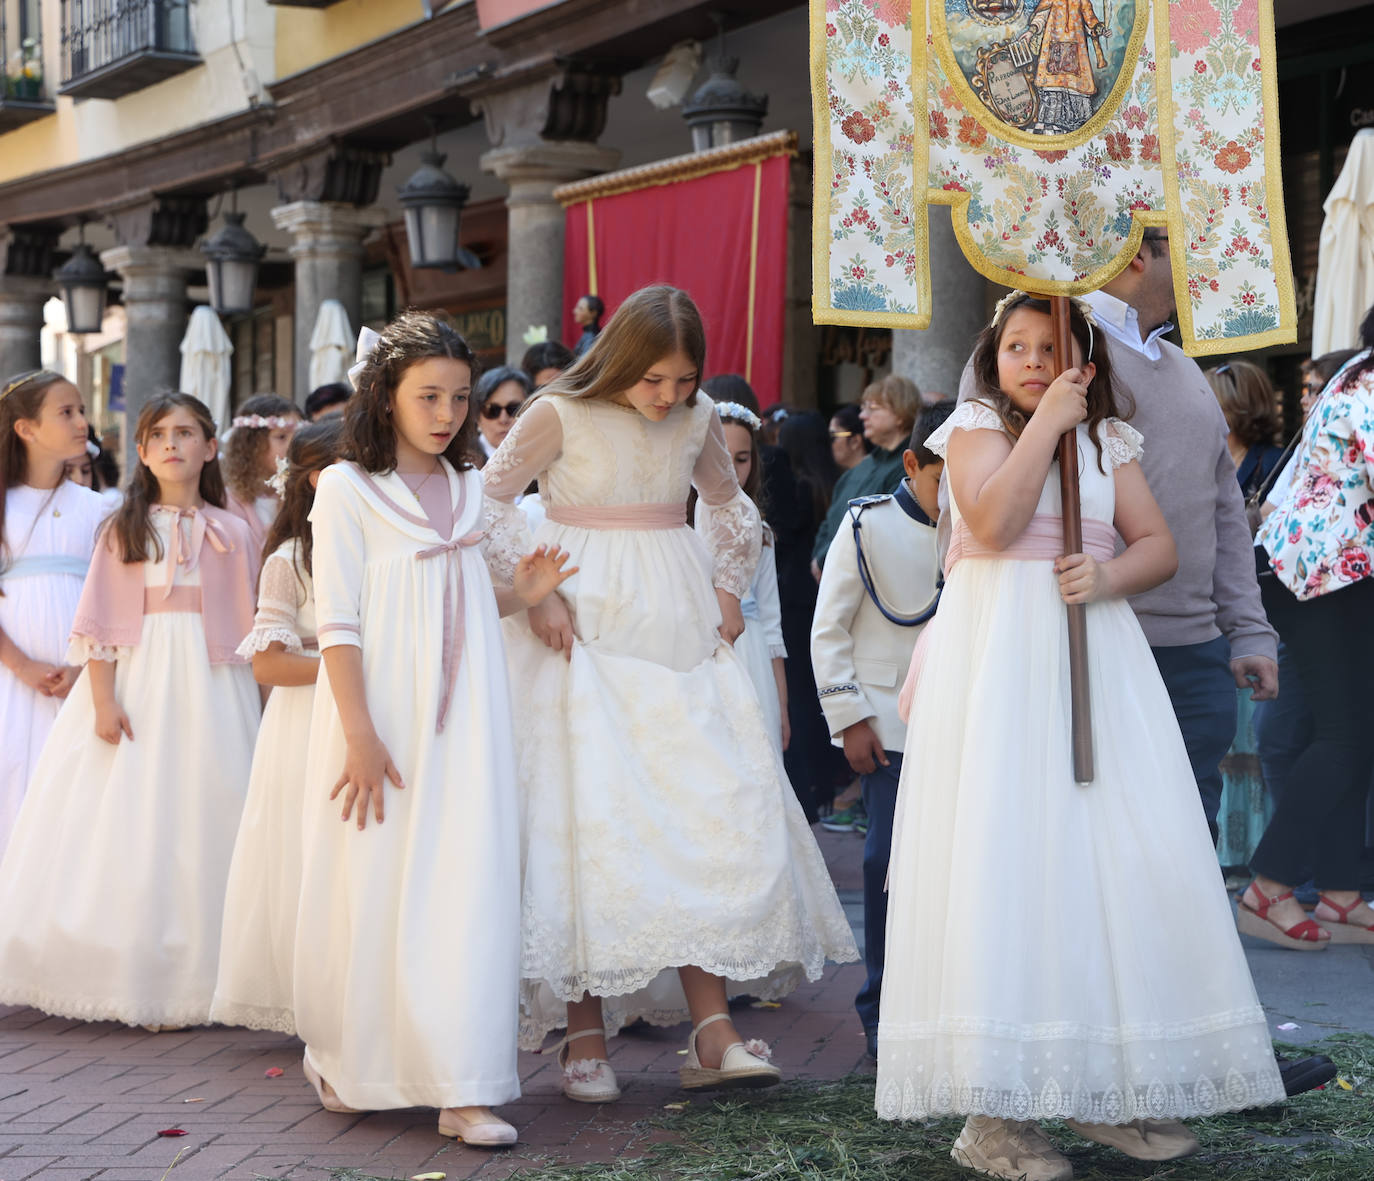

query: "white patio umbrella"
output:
1312 128 1374 356
309 299 354 391
178 305 233 431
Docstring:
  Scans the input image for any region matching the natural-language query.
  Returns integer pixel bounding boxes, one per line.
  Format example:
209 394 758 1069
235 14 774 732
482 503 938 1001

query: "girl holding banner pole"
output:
875 293 1284 1181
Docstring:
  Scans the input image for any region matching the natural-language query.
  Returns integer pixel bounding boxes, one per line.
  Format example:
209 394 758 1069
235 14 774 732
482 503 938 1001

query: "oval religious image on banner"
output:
939 0 1142 139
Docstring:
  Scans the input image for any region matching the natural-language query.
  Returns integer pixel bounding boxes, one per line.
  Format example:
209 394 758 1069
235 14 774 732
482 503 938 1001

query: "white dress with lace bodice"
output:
212 540 320 1034
876 403 1285 1124
484 393 857 1049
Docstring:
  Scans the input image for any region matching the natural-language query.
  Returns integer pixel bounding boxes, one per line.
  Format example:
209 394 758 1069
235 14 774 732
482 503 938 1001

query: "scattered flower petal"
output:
663 1101 689 1111
1337 1078 1354 1091
157 1128 188 1137
750 1001 781 1009
411 1173 447 1180
264 1067 285 1078
676 1048 689 1055
1276 1022 1299 1031
182 1097 207 1104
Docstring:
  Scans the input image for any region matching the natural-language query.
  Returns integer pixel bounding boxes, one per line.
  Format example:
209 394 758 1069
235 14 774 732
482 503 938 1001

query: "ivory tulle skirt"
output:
876 554 1286 1123
0 614 259 1027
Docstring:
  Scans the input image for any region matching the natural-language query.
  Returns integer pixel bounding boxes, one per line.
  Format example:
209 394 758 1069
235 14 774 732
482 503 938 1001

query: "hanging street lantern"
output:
398 126 480 271
202 206 267 316
53 232 107 335
682 20 767 151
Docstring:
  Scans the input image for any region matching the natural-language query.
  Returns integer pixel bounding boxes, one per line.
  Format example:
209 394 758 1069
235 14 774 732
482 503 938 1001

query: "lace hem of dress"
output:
698 490 762 599
234 627 306 659
925 402 1006 458
208 998 297 1036
1102 418 1145 469
874 1066 1286 1123
482 497 532 584
880 1006 1270 1045
0 988 211 1029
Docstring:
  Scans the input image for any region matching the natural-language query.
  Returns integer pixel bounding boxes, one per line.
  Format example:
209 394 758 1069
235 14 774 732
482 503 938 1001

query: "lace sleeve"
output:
482 398 563 504
924 400 1007 458
482 494 533 586
66 638 122 664
692 408 763 598
1102 418 1145 469
236 551 307 658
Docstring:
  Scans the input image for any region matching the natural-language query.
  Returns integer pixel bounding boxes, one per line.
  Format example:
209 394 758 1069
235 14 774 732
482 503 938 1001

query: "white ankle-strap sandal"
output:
679 1012 781 1091
552 1027 621 1103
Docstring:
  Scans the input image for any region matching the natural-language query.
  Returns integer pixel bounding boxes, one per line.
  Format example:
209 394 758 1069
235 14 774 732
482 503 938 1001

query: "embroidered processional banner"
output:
811 0 1295 354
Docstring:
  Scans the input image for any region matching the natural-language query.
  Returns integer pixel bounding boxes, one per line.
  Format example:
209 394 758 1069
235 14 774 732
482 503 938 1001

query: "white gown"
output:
484 393 858 1050
876 403 1286 1123
0 481 107 856
294 460 520 1111
0 508 260 1027
211 540 319 1035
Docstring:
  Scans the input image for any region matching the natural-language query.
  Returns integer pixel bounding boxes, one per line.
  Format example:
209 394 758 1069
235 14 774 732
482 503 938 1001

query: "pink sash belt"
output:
946 514 1117 573
416 531 485 735
546 502 686 530
144 586 202 614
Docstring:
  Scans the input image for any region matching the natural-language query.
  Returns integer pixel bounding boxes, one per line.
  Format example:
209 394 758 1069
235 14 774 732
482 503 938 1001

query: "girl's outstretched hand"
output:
1038 368 1090 436
1056 552 1111 604
527 592 576 661
332 731 404 830
716 588 745 645
43 664 81 699
513 545 579 608
94 700 134 745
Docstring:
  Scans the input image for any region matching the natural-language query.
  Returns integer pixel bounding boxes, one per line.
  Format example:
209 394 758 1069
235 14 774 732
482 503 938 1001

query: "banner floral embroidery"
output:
810 0 1295 355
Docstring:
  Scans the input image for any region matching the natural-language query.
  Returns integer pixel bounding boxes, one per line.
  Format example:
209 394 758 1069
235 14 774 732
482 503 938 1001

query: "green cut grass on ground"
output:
329 1034 1374 1181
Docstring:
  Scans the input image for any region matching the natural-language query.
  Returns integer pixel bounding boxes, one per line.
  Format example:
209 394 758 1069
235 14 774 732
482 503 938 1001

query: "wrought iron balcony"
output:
2 0 54 130
59 0 199 100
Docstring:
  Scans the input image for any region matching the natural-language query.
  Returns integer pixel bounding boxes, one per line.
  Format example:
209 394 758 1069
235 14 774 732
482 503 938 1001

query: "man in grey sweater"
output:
952 229 1278 837
1081 230 1277 838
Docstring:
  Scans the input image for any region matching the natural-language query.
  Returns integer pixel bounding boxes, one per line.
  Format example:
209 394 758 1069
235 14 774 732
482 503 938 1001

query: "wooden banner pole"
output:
1050 295 1094 784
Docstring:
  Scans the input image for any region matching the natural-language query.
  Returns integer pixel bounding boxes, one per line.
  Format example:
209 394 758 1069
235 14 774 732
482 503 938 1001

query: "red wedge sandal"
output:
1314 894 1374 944
1236 882 1330 950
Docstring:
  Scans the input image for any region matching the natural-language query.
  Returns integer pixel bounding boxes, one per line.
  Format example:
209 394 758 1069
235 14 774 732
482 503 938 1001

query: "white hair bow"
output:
348 326 382 387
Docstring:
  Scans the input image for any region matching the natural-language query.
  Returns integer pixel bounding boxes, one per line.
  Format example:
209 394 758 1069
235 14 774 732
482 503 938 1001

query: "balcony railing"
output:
59 0 199 100
2 0 54 130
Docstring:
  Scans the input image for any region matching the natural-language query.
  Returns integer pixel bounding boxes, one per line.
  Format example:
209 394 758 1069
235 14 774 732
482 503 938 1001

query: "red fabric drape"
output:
562 153 790 407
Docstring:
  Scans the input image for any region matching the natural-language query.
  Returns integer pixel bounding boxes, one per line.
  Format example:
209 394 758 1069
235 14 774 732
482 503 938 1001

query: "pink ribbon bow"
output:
160 506 233 600
416 531 485 733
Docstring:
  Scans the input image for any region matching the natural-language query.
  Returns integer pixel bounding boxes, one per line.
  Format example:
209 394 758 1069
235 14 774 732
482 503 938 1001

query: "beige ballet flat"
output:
555 1027 621 1103
1066 1118 1199 1161
678 1012 780 1091
302 1052 361 1115
437 1106 517 1146
951 1116 1073 1181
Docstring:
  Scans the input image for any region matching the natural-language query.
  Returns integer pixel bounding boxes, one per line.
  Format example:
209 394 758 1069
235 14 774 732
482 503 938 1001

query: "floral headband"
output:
991 291 1098 361
1 369 61 401
230 413 296 430
715 401 763 431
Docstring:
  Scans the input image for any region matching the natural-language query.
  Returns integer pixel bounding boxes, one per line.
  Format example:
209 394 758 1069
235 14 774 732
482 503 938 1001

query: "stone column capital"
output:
480 142 622 204
271 201 390 259
0 274 56 303
99 246 199 300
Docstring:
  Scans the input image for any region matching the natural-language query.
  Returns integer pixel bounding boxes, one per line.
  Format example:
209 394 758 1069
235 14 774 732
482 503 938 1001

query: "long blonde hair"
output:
531 285 706 407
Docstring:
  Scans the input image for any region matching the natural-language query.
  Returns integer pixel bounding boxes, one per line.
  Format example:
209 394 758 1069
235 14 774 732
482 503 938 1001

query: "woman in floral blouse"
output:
1238 310 1374 950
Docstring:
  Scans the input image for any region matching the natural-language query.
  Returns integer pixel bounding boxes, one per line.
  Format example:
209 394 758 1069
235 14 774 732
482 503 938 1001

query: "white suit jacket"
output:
810 479 941 754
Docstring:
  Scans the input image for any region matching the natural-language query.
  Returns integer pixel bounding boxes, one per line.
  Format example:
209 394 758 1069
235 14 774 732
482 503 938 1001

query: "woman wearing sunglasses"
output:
474 366 533 463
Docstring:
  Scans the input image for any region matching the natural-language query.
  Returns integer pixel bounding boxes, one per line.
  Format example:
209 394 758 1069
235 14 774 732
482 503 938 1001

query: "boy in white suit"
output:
811 402 952 1058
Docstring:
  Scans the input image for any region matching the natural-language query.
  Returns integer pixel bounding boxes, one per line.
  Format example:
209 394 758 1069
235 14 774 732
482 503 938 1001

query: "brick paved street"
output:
3 827 1372 1181
0 831 868 1181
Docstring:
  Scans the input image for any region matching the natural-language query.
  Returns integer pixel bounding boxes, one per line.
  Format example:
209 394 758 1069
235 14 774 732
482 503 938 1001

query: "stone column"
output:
271 201 388 403
0 276 51 381
481 142 620 363
473 69 622 365
100 246 194 473
891 204 987 399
